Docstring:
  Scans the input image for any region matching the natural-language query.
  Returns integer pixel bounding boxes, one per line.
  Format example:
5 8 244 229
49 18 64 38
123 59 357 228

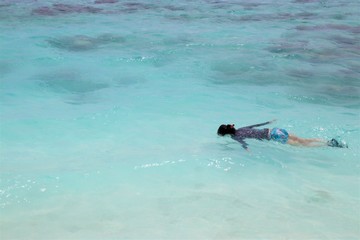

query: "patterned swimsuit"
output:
231 121 271 149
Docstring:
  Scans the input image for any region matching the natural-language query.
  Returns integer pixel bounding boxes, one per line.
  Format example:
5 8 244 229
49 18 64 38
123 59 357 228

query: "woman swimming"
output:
217 119 347 150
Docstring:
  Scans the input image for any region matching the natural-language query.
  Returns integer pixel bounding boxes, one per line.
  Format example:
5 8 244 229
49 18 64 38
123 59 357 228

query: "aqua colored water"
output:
0 0 359 239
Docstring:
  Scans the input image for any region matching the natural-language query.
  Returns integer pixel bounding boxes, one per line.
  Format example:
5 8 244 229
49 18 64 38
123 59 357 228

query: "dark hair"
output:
217 124 236 136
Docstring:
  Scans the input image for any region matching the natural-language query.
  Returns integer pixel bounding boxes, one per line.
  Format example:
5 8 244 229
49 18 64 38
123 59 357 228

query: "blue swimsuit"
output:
270 128 289 144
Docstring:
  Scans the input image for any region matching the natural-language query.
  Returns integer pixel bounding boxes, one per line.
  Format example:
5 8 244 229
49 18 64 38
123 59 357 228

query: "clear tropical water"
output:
0 0 359 239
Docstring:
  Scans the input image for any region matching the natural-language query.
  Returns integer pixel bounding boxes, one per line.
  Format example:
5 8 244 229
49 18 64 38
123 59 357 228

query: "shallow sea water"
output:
0 0 359 239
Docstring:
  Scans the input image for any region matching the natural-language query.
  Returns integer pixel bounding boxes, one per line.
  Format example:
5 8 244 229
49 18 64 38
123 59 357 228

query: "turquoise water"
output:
1 0 359 239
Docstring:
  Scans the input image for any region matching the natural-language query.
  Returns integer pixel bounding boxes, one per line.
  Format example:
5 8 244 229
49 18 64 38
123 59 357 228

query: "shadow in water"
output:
47 34 125 52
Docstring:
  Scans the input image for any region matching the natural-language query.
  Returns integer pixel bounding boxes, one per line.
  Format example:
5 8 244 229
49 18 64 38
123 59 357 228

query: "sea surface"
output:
0 0 359 239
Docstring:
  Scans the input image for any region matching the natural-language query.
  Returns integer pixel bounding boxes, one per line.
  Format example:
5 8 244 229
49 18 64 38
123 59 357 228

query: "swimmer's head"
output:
217 124 236 136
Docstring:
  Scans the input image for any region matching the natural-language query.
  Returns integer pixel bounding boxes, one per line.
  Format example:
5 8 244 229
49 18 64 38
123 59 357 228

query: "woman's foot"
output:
327 138 348 148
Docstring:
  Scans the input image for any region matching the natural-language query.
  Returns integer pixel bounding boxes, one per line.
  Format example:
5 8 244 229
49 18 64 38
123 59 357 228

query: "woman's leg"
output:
287 134 327 147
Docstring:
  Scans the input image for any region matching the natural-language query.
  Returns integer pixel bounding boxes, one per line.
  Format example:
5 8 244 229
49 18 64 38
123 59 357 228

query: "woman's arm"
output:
243 119 277 129
232 136 249 150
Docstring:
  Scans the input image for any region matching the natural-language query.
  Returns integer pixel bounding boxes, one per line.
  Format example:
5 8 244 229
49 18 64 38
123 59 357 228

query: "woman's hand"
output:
269 119 277 124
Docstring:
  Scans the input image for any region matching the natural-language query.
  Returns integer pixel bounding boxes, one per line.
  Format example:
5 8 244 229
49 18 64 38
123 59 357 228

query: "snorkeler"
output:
217 119 348 150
